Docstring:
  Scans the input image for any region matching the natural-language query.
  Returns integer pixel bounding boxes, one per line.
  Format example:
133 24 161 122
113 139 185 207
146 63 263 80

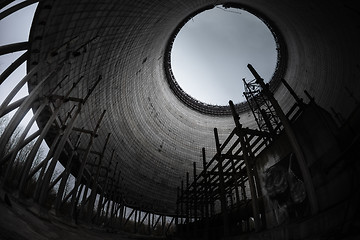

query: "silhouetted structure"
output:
0 1 359 239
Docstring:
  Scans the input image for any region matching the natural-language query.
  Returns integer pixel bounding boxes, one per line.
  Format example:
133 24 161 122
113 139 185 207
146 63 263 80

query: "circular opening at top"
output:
170 5 278 106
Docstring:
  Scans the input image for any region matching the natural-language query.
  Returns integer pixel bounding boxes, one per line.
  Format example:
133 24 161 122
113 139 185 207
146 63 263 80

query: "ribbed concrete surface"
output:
27 0 360 214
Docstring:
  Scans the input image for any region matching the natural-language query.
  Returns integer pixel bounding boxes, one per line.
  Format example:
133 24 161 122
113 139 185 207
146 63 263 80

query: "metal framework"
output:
175 65 315 239
175 102 273 238
243 78 281 136
0 2 317 238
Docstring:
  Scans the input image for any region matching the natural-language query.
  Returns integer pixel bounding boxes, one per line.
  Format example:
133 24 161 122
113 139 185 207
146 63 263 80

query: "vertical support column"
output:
147 212 151 234
229 101 261 231
202 148 210 239
185 172 190 235
193 162 197 221
104 160 119 223
152 213 155 231
96 152 115 223
180 180 184 234
109 169 121 226
73 183 84 223
38 103 83 205
245 133 267 228
104 199 111 221
54 134 81 214
70 110 106 219
87 133 111 222
193 161 198 236
119 204 125 229
134 209 138 233
162 215 166 236
240 182 247 201
32 133 61 201
214 128 230 237
176 187 179 228
247 64 318 214
79 173 92 217
230 156 241 204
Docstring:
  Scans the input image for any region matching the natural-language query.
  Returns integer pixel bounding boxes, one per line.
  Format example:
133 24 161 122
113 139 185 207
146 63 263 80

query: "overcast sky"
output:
1 4 277 109
171 6 277 105
0 2 44 141
0 1 37 118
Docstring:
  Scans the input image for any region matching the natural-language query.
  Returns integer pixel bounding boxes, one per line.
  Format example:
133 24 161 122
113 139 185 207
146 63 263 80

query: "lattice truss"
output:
243 78 281 135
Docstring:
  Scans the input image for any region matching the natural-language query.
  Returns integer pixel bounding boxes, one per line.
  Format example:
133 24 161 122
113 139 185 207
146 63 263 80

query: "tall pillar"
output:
202 148 210 239
54 145 77 214
229 101 261 231
96 152 114 222
86 133 111 221
214 128 230 236
193 162 198 236
185 172 190 236
70 110 106 219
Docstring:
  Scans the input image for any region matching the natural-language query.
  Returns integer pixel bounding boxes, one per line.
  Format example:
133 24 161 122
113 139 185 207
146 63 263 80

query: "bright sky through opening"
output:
171 6 277 106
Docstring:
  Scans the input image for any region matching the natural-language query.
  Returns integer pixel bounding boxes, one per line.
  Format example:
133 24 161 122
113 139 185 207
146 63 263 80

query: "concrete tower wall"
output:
24 0 360 214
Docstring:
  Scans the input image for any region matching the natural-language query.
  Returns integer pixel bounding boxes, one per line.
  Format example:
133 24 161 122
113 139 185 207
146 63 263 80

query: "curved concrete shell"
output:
24 0 360 215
